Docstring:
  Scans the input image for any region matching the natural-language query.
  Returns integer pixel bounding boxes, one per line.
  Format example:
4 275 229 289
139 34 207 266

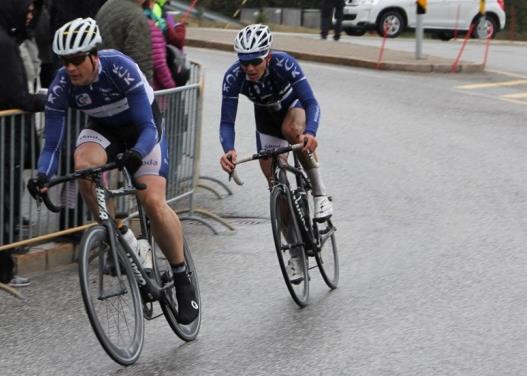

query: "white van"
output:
340 0 506 39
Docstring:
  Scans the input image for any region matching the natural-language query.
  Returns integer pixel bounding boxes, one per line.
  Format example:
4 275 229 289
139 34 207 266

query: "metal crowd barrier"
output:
0 62 231 252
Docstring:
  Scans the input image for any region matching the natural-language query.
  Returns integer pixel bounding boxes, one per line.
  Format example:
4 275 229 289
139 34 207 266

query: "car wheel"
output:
344 28 366 36
471 16 498 39
377 10 405 38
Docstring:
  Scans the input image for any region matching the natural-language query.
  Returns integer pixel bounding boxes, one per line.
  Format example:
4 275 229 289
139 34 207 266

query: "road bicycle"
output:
29 157 201 365
231 143 339 307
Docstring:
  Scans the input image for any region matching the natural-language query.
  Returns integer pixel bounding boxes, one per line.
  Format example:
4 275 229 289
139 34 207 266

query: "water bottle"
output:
119 225 144 266
137 238 152 272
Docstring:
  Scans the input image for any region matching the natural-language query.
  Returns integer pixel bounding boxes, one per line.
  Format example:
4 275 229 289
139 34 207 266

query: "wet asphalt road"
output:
2 47 527 375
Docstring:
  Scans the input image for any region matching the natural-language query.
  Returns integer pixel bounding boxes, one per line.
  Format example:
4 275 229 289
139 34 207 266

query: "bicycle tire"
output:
313 220 339 289
78 225 144 365
270 186 309 307
158 239 201 341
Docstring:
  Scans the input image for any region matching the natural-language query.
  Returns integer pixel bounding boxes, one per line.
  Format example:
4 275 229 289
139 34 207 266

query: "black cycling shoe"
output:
173 270 199 324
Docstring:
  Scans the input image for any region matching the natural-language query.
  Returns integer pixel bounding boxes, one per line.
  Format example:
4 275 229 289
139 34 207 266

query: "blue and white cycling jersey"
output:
38 49 157 178
219 51 320 152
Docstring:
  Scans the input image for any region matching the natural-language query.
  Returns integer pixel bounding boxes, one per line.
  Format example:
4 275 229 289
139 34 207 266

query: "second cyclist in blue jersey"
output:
30 18 198 324
219 24 333 220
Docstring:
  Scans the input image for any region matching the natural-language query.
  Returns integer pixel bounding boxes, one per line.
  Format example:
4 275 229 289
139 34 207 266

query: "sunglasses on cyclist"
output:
60 53 89 66
240 57 264 67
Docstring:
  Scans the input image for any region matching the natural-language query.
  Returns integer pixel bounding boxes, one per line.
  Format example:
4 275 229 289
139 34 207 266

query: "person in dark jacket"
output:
0 0 46 112
49 0 107 34
34 0 55 87
96 0 153 83
0 0 45 287
320 0 345 41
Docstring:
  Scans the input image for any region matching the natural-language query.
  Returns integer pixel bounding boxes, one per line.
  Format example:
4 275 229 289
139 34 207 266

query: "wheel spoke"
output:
79 226 144 365
271 188 309 307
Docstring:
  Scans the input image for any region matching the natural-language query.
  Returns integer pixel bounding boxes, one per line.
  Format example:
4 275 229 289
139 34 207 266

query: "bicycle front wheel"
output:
78 225 144 365
270 186 309 307
157 239 201 341
314 220 339 289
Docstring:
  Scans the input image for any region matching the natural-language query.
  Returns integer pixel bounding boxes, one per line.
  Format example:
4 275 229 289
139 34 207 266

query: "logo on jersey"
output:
143 159 158 166
223 66 242 93
47 76 67 104
75 93 92 107
275 57 301 79
112 64 135 86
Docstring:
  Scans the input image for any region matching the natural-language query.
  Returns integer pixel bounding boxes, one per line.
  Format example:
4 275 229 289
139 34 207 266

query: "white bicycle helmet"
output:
53 17 102 56
234 24 272 61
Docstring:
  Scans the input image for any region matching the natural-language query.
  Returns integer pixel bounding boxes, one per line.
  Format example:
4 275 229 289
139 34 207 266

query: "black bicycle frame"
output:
45 167 171 302
98 176 171 302
272 153 316 251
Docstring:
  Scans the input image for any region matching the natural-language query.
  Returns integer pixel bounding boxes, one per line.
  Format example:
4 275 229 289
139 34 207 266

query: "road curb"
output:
186 38 484 73
13 242 75 276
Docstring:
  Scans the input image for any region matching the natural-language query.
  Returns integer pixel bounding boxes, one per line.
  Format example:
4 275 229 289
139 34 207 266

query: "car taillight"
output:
497 0 505 11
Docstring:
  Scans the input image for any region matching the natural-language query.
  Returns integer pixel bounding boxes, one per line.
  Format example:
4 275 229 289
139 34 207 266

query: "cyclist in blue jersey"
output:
219 24 333 217
219 24 333 280
29 18 198 324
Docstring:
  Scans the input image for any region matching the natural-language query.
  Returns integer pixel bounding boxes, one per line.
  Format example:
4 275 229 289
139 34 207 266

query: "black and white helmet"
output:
234 24 272 60
52 17 102 56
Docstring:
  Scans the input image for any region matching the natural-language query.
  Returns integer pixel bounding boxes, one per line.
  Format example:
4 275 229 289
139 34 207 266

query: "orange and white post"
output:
415 0 427 59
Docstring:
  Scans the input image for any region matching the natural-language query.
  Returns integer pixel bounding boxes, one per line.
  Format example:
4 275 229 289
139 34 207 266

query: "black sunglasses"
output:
240 57 264 67
60 53 89 66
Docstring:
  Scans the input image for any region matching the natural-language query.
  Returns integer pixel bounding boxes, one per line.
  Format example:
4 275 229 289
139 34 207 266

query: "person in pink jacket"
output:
143 0 175 90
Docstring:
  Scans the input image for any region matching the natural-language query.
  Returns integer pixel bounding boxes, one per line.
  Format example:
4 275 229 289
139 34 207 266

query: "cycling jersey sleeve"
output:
292 78 320 136
220 97 238 152
219 65 243 152
280 55 321 136
38 72 69 178
110 57 158 157
127 89 157 157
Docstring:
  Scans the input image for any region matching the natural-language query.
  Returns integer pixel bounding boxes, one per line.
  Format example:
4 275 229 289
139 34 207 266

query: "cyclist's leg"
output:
281 104 332 220
74 121 128 219
136 175 183 264
254 106 289 187
74 142 107 217
256 131 289 187
135 133 199 324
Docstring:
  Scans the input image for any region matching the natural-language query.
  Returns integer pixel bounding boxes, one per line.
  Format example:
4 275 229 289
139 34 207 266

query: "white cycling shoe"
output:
287 257 304 285
314 195 333 221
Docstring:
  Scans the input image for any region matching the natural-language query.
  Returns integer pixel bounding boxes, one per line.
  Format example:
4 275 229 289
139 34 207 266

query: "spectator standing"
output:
320 0 345 41
49 0 107 34
0 0 46 287
153 0 186 50
34 0 55 87
143 0 175 90
96 0 153 84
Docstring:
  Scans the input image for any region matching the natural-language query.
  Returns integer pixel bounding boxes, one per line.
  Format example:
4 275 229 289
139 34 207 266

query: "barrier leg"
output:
177 207 236 232
198 175 233 197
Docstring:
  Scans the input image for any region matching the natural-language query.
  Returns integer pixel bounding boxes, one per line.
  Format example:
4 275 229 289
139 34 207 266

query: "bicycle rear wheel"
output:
78 225 144 365
270 186 309 307
156 239 201 341
314 220 339 289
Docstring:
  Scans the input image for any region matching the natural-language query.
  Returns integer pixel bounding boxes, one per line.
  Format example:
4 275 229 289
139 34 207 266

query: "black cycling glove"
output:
120 149 143 176
27 173 49 199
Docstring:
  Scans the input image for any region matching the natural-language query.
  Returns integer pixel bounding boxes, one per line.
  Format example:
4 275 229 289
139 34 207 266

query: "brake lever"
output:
226 154 243 185
230 170 243 186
